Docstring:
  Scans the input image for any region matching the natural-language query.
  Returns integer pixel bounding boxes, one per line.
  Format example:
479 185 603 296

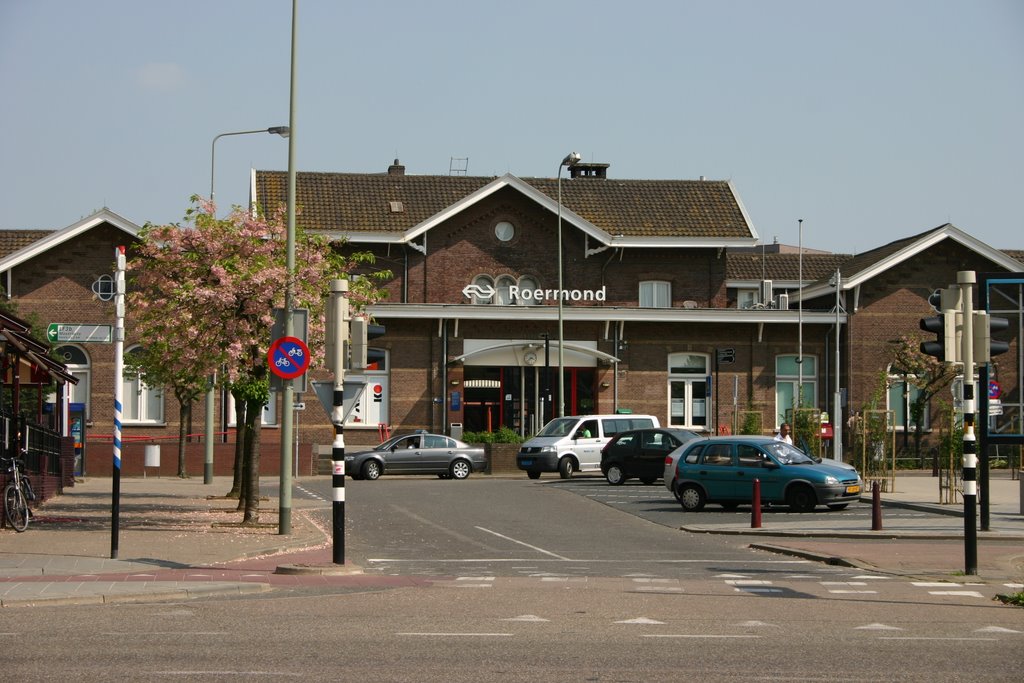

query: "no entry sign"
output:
268 336 311 380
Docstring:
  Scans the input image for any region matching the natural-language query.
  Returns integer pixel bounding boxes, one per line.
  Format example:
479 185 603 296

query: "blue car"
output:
673 436 863 512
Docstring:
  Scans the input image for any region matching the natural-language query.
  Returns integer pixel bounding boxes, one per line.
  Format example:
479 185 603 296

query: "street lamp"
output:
210 126 290 208
556 152 581 418
204 126 289 485
797 218 804 410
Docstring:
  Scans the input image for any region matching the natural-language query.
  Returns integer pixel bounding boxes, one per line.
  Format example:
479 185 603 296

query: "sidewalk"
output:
1 472 1022 607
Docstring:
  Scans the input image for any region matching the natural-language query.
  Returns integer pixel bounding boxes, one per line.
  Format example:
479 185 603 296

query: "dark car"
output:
673 436 863 511
346 432 487 481
600 428 704 485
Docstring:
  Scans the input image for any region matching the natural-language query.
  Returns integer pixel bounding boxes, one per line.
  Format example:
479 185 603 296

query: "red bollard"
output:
871 480 882 531
751 478 762 528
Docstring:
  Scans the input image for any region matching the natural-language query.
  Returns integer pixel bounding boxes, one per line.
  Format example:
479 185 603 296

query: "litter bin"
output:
450 423 463 440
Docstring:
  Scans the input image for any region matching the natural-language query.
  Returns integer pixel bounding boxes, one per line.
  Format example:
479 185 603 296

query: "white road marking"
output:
398 633 513 637
473 527 573 560
976 626 1022 633
644 634 761 639
855 623 903 630
502 615 549 622
616 617 665 624
929 591 986 598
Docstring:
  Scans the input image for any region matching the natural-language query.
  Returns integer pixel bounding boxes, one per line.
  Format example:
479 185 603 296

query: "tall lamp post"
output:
556 152 581 417
206 126 289 485
797 218 804 413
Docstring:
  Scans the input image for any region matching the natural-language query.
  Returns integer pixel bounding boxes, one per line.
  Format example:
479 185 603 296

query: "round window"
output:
494 221 515 242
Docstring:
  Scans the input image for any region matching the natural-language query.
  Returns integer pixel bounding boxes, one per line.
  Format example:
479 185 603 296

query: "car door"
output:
733 443 784 502
694 442 735 500
573 419 602 471
387 435 422 473
420 434 454 473
637 430 678 480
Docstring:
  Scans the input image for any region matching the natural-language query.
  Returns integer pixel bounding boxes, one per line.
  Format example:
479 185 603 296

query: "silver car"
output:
346 432 487 481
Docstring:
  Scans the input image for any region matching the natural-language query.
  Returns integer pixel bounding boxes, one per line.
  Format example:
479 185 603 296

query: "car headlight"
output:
540 446 557 455
824 475 839 485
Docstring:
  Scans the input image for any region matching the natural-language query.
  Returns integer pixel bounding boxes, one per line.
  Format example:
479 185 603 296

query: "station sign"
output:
46 323 112 343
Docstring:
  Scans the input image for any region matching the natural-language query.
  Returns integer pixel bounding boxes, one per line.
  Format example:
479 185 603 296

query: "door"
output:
733 443 783 502
387 434 424 473
695 442 735 500
637 430 679 480
573 418 602 470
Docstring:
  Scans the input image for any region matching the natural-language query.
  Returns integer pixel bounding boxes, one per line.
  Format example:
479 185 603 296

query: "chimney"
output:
568 162 609 179
387 158 405 176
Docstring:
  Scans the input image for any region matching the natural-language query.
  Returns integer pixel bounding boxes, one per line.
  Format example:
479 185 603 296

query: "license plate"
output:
846 485 861 494
520 459 533 467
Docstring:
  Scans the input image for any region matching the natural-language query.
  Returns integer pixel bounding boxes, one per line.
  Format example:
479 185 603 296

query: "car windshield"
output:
763 441 816 465
536 418 578 437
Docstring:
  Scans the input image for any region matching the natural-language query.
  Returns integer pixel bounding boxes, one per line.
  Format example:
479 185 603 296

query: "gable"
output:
0 208 142 273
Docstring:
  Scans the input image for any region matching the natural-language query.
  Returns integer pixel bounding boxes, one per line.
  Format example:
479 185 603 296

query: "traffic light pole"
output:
329 279 349 565
957 270 977 575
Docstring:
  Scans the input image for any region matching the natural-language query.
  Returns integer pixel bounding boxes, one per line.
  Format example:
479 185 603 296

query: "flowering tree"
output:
130 197 389 524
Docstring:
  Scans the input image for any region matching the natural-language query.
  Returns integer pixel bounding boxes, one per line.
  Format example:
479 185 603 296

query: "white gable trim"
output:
0 208 143 272
798 224 1024 301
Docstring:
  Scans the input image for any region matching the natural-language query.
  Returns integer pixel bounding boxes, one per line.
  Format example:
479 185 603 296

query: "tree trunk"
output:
227 393 245 499
177 399 191 478
241 397 262 525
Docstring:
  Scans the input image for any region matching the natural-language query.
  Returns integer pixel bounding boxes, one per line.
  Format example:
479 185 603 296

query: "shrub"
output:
462 427 524 444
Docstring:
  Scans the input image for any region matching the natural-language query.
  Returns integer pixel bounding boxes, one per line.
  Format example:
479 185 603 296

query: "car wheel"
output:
605 464 626 485
527 470 541 480
827 503 849 511
450 459 471 480
677 484 706 512
362 460 382 481
640 476 657 485
558 457 575 480
786 484 817 512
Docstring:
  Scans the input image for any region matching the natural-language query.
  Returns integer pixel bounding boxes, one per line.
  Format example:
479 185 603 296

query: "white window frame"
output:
56 345 91 419
640 280 671 308
887 369 930 432
736 288 758 309
471 274 494 304
667 352 710 431
775 354 817 428
122 345 165 425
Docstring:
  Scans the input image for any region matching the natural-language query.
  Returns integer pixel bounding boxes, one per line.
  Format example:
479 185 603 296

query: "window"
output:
701 443 733 466
470 275 493 304
517 275 539 306
56 345 91 418
495 275 516 305
887 370 929 432
122 346 164 424
639 280 671 308
775 355 817 428
226 392 277 428
736 289 758 309
667 353 709 430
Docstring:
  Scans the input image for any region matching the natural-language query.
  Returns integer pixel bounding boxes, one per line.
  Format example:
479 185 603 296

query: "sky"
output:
1 0 1022 254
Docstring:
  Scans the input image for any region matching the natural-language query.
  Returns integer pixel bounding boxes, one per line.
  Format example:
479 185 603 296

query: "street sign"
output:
293 402 306 411
717 348 736 364
989 399 1003 416
46 323 112 343
268 336 311 380
988 379 1001 400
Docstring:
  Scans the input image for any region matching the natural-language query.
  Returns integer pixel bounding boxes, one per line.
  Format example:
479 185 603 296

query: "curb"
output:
275 563 363 576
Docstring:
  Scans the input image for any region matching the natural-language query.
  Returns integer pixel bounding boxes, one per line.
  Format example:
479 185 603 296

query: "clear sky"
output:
2 0 1022 254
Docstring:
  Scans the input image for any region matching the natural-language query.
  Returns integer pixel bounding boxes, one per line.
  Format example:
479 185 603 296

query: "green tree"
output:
890 334 958 465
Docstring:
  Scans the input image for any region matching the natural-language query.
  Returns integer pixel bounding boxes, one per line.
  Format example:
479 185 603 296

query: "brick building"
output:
2 165 1020 478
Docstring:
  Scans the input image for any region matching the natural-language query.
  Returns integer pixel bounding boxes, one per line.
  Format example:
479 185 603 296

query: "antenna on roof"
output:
449 157 468 176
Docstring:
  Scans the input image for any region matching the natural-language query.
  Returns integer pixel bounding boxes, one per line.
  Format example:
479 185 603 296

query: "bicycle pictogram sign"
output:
268 336 311 380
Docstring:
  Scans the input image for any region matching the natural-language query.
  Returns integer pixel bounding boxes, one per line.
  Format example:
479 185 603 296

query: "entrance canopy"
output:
451 339 619 367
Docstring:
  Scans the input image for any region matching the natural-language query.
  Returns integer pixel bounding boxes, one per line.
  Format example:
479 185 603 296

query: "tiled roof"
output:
0 230 52 259
1002 249 1024 264
254 171 754 239
726 252 851 282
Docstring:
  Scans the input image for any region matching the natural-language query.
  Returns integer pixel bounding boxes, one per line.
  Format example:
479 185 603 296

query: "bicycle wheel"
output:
4 482 29 532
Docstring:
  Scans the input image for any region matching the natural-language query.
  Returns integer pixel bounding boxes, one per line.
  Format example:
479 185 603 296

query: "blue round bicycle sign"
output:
268 336 311 380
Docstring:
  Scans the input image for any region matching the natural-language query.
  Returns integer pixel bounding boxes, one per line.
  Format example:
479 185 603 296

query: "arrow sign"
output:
47 323 112 343
268 336 311 379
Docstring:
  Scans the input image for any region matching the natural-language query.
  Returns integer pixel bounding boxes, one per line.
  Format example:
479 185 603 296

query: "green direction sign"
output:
46 323 112 344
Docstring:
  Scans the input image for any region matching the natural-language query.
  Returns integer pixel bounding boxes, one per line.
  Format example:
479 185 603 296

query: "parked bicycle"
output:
2 455 35 532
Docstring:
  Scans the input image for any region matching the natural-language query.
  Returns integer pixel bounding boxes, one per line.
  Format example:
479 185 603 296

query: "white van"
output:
516 414 661 479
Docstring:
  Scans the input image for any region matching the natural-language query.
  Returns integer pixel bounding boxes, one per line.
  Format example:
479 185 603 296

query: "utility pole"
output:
328 279 349 564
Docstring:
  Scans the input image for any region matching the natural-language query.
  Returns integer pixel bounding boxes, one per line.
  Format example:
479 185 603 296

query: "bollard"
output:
871 480 882 531
751 478 762 528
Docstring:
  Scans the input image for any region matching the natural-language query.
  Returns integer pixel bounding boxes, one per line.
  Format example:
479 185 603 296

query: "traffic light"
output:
350 318 386 370
973 311 1010 363
920 286 961 363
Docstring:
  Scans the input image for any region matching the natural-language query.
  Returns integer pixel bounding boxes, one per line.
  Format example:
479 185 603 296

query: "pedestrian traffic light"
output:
973 311 1010 363
920 286 961 363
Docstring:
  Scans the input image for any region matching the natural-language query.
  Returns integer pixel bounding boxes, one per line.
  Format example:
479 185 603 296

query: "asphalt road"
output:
5 475 1018 682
